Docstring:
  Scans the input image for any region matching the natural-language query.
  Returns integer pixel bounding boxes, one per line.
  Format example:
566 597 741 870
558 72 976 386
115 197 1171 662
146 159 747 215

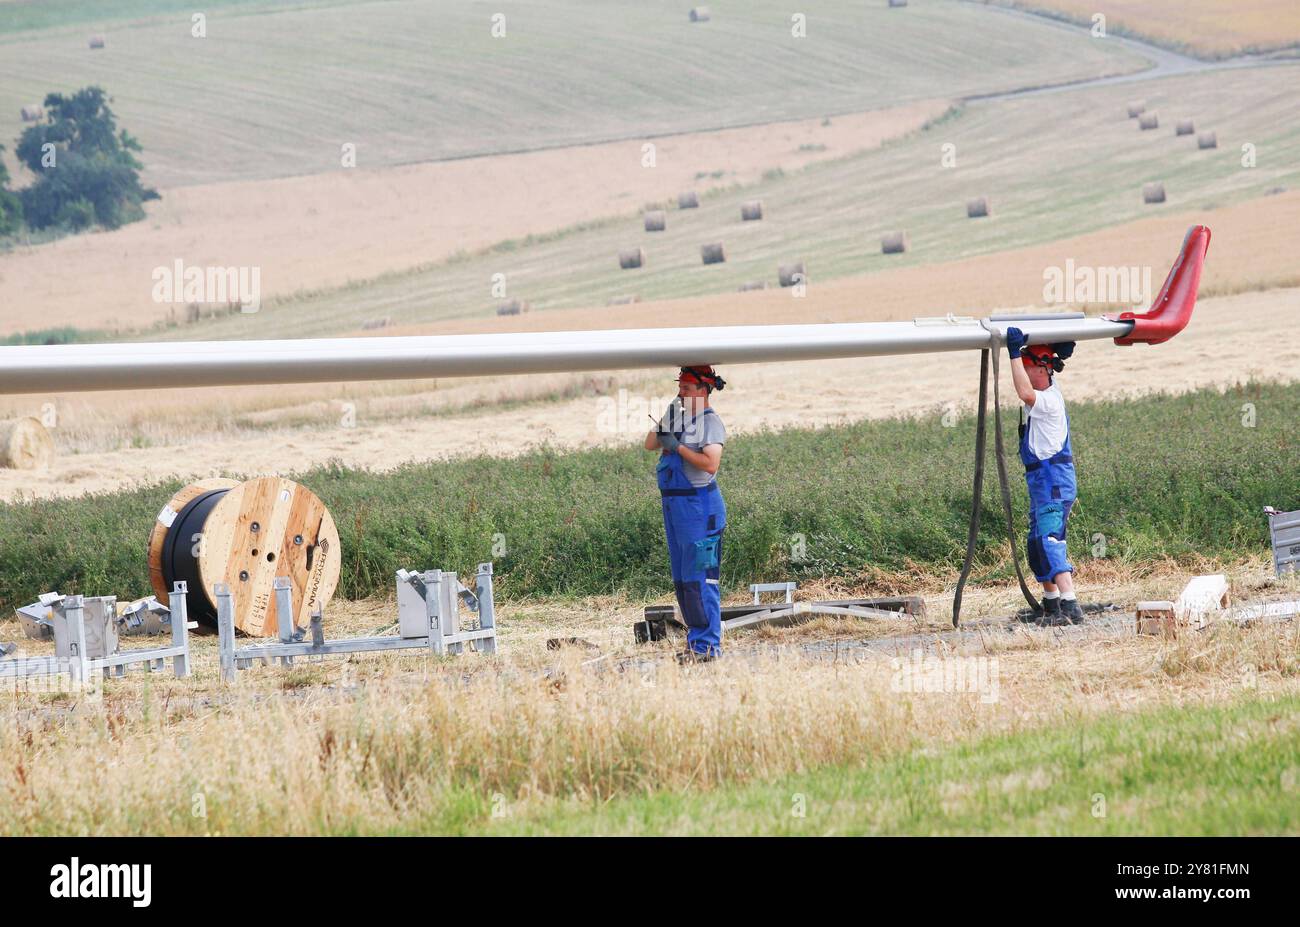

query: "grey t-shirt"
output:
672 409 727 487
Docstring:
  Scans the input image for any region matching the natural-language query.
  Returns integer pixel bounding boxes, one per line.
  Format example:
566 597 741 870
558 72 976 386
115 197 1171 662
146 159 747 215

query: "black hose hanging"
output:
952 344 1041 626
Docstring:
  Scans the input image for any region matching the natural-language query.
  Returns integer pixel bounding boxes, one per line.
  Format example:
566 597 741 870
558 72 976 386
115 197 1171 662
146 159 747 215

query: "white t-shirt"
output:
1023 382 1069 460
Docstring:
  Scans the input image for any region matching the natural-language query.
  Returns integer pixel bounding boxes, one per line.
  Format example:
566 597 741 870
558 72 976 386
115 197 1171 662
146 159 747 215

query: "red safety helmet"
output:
1023 344 1064 373
677 365 726 392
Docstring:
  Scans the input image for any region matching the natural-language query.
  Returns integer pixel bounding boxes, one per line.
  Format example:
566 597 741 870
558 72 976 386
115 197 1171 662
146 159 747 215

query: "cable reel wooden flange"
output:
147 476 341 635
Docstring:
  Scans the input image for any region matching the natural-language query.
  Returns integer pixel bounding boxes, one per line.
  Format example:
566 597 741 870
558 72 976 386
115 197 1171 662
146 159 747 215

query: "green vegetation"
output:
0 379 1292 611
12 86 158 232
478 694 1300 835
0 0 1145 188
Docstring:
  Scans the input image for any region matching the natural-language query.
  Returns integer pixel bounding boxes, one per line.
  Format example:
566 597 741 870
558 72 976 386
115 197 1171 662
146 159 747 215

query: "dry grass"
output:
1 559 1294 834
998 0 1300 57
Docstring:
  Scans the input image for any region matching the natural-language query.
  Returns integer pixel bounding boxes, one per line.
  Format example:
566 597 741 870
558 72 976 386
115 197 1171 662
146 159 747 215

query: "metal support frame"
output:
0 582 191 683
216 563 498 682
1265 508 1300 577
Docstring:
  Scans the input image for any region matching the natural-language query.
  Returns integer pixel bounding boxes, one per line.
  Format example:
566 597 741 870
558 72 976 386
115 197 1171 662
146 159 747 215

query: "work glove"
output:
1005 327 1027 359
658 431 681 453
1052 341 1076 359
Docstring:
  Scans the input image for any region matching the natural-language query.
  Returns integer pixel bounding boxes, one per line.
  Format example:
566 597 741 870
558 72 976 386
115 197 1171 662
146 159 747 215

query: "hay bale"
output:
1142 182 1166 204
619 247 645 270
88 34 105 49
1175 119 1195 136
1126 102 1146 119
1197 131 1217 149
644 210 666 232
495 300 529 316
20 105 42 122
778 261 807 287
738 281 767 292
689 6 710 22
607 295 641 306
881 231 908 255
678 190 700 209
700 242 726 265
741 200 764 221
0 418 55 470
966 196 990 218
1139 112 1159 130
360 316 391 330
888 0 908 6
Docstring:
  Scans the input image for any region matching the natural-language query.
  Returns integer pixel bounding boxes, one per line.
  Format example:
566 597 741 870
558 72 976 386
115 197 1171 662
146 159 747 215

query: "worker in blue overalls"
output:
644 366 728 662
1005 328 1085 626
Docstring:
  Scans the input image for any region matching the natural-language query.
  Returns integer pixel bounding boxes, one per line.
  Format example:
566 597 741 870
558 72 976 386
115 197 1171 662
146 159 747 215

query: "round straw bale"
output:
966 196 990 218
1175 119 1195 136
1142 182 1166 204
618 248 645 269
496 300 529 316
0 417 55 470
1197 131 1217 149
700 242 726 265
778 261 807 287
20 105 42 122
88 34 105 49
689 7 711 22
1139 112 1158 130
607 295 641 306
888 0 908 6
1126 102 1145 119
740 200 763 221
644 210 666 232
738 281 767 292
678 190 700 209
881 231 908 254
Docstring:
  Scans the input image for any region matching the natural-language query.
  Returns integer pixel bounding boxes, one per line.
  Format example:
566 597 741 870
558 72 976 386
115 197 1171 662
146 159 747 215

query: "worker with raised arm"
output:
1004 328 1084 626
644 366 727 662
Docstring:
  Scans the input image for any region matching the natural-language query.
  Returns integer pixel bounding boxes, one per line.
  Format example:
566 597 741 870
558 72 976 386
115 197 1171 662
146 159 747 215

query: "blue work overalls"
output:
1019 402 1077 584
657 408 726 655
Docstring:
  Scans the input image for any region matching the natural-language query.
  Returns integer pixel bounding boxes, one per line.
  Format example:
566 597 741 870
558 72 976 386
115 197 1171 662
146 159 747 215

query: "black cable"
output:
952 350 989 627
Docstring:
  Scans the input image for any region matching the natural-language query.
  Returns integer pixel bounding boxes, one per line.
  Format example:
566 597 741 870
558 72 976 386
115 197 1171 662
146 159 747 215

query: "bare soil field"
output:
0 101 947 335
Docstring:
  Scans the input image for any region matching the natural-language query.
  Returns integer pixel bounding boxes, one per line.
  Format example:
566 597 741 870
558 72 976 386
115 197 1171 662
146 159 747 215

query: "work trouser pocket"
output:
692 531 722 573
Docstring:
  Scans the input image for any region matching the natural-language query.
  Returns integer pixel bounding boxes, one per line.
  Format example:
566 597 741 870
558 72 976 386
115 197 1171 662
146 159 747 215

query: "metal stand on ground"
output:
216 563 498 682
0 582 192 685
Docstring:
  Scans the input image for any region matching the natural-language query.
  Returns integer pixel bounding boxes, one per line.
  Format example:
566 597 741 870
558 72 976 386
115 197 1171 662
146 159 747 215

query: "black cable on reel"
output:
161 486 231 626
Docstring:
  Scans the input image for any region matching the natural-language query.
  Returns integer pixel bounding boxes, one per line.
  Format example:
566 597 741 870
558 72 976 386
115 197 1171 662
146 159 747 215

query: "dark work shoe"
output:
1061 599 1085 624
1042 597 1062 620
1035 604 1070 627
676 649 719 665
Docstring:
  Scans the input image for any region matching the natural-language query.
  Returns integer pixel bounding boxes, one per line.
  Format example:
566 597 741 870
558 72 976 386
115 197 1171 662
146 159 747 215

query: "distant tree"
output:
15 86 158 232
0 144 22 236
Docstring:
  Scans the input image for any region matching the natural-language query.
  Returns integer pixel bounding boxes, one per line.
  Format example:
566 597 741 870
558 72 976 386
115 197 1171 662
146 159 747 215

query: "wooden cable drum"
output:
147 477 341 635
0 417 55 469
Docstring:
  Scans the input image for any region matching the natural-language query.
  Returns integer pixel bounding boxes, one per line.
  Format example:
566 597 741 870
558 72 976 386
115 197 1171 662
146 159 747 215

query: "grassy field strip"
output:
0 0 1146 188
0 379 1293 611
171 65 1300 340
479 693 1300 835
